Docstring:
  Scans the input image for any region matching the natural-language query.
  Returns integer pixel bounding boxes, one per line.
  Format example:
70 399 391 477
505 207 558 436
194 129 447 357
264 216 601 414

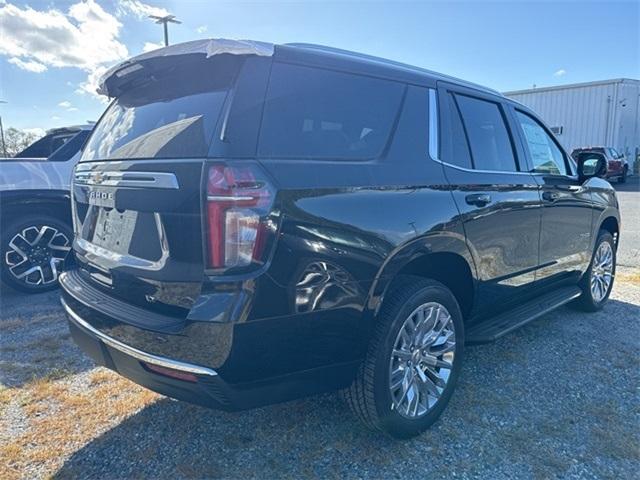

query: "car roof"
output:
277 43 502 95
99 38 503 99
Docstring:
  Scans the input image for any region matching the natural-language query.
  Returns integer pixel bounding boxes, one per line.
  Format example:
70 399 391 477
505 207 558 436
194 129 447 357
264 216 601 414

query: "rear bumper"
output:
61 296 240 410
60 284 360 411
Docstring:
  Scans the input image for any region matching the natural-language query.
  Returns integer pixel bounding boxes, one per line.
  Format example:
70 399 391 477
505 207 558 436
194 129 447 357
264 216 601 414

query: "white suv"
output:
0 125 92 292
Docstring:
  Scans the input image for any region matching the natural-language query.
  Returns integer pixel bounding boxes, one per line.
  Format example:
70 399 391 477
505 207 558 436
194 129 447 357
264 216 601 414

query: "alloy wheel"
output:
590 241 614 303
5 225 71 287
389 302 456 419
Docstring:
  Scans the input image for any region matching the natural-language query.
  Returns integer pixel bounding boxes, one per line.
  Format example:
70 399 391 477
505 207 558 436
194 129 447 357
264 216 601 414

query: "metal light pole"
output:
0 100 7 157
149 14 182 47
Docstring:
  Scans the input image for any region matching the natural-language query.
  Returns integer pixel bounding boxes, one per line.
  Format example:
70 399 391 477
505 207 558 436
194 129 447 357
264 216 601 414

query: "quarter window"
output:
258 63 404 159
441 93 473 169
515 111 567 175
454 94 518 172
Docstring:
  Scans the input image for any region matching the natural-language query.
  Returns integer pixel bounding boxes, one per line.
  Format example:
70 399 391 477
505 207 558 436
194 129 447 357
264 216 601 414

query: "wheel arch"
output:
597 213 620 247
366 233 478 323
0 190 72 227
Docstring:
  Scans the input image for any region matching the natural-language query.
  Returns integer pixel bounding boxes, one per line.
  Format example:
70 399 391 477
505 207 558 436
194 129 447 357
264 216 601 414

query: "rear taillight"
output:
206 164 275 270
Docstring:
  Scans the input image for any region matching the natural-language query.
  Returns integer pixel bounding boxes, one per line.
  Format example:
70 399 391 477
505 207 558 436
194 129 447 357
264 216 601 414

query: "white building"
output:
505 78 640 172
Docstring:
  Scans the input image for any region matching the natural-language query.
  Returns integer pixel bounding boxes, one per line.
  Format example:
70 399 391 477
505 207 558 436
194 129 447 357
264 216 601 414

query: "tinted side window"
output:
455 94 518 172
515 111 567 175
441 93 472 169
258 63 404 159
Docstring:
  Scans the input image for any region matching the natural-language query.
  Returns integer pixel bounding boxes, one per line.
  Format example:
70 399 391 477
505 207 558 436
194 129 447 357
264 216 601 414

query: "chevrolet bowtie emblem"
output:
92 172 105 184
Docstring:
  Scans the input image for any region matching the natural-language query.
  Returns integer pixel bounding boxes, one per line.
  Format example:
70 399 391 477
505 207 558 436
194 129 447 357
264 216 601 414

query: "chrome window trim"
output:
428 88 439 162
427 87 535 177
61 296 218 377
74 169 179 189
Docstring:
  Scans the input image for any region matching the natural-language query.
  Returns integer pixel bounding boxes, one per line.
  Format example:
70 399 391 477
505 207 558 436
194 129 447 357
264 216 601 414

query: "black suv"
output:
60 39 620 438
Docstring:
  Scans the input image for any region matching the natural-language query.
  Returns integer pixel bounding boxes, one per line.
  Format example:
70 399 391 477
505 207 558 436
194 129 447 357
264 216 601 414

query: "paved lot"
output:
615 175 640 268
1 179 638 479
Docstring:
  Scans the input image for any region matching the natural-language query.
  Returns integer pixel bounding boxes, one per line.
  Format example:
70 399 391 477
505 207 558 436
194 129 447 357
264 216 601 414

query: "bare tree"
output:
2 128 43 157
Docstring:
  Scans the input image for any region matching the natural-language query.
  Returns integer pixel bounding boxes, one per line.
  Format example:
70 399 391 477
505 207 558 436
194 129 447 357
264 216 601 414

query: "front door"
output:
436 84 542 316
509 107 594 285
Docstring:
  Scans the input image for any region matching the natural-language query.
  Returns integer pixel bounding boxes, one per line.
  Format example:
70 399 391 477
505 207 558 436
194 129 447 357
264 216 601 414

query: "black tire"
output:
618 167 628 183
341 275 464 438
0 215 72 293
571 230 616 312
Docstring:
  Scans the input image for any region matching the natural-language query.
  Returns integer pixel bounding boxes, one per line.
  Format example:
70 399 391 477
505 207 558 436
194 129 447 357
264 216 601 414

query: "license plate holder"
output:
91 208 138 255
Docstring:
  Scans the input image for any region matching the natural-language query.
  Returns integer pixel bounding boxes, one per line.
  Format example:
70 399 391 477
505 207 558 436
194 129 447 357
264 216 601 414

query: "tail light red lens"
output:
206 164 274 270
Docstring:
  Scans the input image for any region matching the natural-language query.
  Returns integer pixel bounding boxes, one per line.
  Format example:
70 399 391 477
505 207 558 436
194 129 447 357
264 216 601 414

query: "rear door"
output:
436 83 542 315
508 106 593 285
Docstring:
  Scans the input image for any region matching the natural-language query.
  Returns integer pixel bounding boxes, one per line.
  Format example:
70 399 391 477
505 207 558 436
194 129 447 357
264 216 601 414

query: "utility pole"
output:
149 14 182 47
0 101 7 157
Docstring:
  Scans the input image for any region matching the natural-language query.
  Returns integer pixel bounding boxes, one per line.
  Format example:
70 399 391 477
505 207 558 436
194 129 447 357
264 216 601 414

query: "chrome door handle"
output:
465 193 492 207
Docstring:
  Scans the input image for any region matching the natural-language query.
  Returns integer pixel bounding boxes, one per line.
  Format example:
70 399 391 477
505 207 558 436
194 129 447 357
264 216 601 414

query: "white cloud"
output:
51 115 61 120
553 69 566 77
75 64 110 102
196 25 207 34
117 0 169 19
142 41 164 53
57 100 79 111
0 1 173 100
0 1 128 71
8 57 47 73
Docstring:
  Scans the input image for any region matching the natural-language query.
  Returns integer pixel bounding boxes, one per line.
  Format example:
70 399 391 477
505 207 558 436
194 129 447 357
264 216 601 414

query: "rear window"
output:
48 130 91 162
81 56 242 161
15 133 74 158
258 63 404 160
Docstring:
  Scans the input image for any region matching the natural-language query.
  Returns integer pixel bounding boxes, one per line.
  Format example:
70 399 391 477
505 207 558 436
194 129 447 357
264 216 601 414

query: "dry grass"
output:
617 269 640 286
0 369 158 480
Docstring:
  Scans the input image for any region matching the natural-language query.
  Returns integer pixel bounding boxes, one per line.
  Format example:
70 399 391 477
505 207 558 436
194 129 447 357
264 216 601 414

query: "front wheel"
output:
571 230 616 312
1 216 72 293
342 276 464 438
618 167 628 183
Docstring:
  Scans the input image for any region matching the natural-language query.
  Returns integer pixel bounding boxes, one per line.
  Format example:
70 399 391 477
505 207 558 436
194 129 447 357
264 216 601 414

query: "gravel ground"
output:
1 268 639 479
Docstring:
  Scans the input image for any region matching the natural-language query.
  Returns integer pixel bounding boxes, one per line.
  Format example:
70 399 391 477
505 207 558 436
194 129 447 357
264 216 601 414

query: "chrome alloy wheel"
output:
389 302 456 419
5 225 71 286
590 241 614 303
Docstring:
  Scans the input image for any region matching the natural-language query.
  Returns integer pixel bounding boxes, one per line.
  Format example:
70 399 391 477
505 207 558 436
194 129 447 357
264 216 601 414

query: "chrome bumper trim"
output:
60 297 218 377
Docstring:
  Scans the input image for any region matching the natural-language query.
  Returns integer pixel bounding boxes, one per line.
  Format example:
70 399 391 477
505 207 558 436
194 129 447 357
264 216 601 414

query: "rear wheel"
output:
1 216 72 293
342 276 464 438
571 230 616 311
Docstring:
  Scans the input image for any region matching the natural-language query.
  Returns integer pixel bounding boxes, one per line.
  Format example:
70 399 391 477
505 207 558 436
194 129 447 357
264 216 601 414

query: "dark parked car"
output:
59 39 620 438
571 146 629 183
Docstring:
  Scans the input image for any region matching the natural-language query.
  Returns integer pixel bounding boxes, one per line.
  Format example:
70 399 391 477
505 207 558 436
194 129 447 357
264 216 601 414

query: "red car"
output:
571 147 629 183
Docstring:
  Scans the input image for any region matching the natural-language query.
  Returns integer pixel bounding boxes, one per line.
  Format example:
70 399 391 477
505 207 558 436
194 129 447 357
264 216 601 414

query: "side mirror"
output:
578 154 607 182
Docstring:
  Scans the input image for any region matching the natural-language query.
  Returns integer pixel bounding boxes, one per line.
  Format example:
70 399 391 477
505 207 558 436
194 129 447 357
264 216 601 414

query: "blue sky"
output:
0 0 638 132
